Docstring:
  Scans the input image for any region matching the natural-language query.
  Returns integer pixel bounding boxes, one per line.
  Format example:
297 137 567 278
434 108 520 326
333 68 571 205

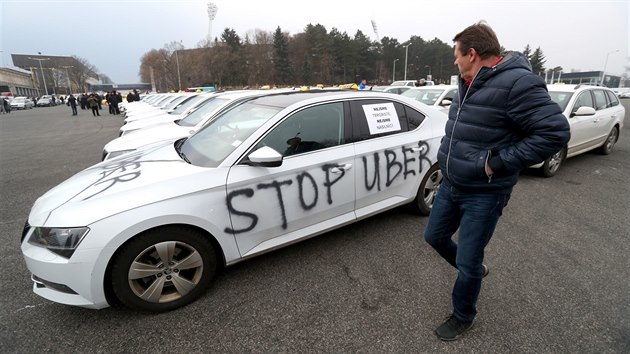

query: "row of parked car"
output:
20 82 625 313
4 95 60 110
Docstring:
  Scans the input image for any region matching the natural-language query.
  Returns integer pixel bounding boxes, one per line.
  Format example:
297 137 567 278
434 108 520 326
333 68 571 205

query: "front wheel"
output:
598 126 619 155
110 226 217 312
540 147 566 177
411 164 442 215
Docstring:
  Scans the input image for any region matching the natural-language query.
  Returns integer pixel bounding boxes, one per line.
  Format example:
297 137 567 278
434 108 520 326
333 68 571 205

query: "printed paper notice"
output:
362 103 401 135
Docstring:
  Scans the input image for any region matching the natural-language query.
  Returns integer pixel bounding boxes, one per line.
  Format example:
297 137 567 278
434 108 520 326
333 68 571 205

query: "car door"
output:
593 89 623 144
225 102 356 257
349 99 433 219
567 90 597 154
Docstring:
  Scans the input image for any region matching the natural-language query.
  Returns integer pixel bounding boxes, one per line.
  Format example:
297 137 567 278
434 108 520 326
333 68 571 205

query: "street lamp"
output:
600 49 619 86
28 54 50 95
403 43 412 80
392 59 399 82
175 40 183 91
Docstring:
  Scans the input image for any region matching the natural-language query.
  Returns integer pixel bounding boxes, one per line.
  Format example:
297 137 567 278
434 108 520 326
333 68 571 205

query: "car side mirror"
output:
571 106 596 117
440 98 453 106
244 146 283 167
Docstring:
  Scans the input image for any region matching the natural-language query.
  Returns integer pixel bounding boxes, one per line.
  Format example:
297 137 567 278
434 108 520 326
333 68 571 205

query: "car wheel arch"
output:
103 223 226 309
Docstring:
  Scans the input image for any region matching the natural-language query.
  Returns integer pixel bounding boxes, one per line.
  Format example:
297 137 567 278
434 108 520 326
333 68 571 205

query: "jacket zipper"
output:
446 70 480 182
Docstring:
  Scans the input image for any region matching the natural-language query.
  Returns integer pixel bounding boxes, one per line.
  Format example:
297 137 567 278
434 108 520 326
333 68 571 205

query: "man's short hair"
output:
453 21 501 59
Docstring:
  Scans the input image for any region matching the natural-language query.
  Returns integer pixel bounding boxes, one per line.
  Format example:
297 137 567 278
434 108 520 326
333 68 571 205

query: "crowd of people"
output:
1 89 142 117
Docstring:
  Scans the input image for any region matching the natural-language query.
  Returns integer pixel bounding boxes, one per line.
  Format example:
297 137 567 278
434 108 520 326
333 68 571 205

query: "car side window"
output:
255 102 345 157
349 99 410 142
572 91 594 115
592 90 608 111
405 106 426 130
605 90 619 107
444 89 458 101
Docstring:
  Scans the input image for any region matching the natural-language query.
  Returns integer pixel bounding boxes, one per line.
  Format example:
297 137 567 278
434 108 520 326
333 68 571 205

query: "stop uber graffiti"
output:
224 140 431 234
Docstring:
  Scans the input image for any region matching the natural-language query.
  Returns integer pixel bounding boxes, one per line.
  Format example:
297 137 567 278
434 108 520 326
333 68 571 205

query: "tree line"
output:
138 24 551 91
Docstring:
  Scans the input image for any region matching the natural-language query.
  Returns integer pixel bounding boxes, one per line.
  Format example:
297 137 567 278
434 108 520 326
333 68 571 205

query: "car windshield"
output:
402 89 446 105
163 95 192 110
548 91 573 111
180 101 282 167
176 97 229 127
170 94 208 115
14 98 26 102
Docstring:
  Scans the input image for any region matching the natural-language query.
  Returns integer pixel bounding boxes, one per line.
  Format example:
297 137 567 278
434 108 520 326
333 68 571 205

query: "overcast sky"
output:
1 0 628 84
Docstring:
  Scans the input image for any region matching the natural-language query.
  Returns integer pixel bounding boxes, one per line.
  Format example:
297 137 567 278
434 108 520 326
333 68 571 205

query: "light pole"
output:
61 65 74 94
175 49 182 91
424 65 431 79
28 55 50 95
403 43 412 80
600 49 619 86
392 59 399 82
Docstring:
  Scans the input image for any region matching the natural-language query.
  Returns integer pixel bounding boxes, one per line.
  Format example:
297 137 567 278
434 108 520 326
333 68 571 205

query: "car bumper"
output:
21 239 110 309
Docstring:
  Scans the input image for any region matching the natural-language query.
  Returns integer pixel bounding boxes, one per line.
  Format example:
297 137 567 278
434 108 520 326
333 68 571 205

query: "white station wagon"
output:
21 90 446 312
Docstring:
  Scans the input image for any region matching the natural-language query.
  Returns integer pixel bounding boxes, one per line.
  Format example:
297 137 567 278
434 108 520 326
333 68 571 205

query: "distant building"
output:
11 54 100 95
545 71 622 88
91 83 152 93
0 67 39 98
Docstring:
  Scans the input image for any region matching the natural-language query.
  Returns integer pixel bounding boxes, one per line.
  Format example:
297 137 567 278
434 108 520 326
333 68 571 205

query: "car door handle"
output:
330 164 352 173
410 145 427 153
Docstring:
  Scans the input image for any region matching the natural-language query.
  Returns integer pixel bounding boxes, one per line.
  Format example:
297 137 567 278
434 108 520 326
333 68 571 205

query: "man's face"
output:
453 42 474 81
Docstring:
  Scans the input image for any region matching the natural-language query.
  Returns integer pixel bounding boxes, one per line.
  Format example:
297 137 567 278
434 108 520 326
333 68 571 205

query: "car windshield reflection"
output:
180 101 282 167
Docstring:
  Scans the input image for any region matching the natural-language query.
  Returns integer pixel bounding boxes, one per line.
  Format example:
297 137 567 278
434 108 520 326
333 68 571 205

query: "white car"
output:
119 93 213 136
532 84 625 176
21 90 446 312
401 85 458 112
10 97 35 110
104 91 273 160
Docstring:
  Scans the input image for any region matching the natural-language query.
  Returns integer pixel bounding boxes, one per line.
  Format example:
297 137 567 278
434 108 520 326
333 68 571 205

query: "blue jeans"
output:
424 179 510 323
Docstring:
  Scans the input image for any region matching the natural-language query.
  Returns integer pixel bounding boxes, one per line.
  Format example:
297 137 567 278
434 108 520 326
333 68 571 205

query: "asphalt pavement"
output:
1 101 629 353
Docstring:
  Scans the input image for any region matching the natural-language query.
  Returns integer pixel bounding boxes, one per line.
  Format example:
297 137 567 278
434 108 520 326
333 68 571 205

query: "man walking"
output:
424 21 570 341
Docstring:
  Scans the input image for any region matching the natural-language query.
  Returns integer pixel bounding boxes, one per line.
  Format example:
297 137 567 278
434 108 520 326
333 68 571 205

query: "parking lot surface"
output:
1 102 629 353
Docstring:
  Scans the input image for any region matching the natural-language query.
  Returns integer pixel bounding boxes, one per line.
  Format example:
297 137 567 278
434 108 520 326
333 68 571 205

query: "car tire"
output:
110 226 217 312
540 146 566 177
411 163 442 215
598 126 618 155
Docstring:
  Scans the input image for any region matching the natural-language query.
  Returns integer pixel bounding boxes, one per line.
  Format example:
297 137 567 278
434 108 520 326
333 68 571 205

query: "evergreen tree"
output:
529 47 546 75
523 44 532 60
272 27 293 84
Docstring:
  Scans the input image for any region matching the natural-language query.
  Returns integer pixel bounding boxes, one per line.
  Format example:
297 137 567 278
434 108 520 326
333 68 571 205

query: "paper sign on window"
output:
362 103 401 135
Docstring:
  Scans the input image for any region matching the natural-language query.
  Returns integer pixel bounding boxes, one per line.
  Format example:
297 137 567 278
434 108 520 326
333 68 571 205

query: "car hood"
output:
121 114 178 131
104 123 192 153
29 143 224 227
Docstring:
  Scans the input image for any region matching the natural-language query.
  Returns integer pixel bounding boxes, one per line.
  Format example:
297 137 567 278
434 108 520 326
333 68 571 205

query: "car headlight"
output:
28 227 90 258
105 149 136 160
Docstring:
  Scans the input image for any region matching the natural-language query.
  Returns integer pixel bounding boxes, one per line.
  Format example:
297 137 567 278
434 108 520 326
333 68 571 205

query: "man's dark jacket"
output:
438 51 570 194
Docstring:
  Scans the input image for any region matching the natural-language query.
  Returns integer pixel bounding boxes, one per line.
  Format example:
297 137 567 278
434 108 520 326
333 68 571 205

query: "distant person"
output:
416 78 427 87
87 94 100 116
3 98 10 114
0 97 5 114
67 94 78 116
80 94 88 110
358 79 367 90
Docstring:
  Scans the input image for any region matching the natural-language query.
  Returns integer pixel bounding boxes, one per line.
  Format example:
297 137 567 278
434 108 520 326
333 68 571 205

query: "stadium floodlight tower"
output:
371 19 380 42
207 2 218 45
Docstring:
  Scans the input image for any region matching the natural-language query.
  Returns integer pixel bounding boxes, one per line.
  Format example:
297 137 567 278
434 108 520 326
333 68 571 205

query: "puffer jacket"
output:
438 51 570 194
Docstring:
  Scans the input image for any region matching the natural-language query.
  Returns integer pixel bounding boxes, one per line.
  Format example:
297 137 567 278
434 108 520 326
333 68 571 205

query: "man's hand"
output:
485 162 494 177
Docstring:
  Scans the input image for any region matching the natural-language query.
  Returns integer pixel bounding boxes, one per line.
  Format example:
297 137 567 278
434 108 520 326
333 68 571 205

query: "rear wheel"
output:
411 164 442 215
598 126 619 155
110 226 217 312
540 146 566 177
